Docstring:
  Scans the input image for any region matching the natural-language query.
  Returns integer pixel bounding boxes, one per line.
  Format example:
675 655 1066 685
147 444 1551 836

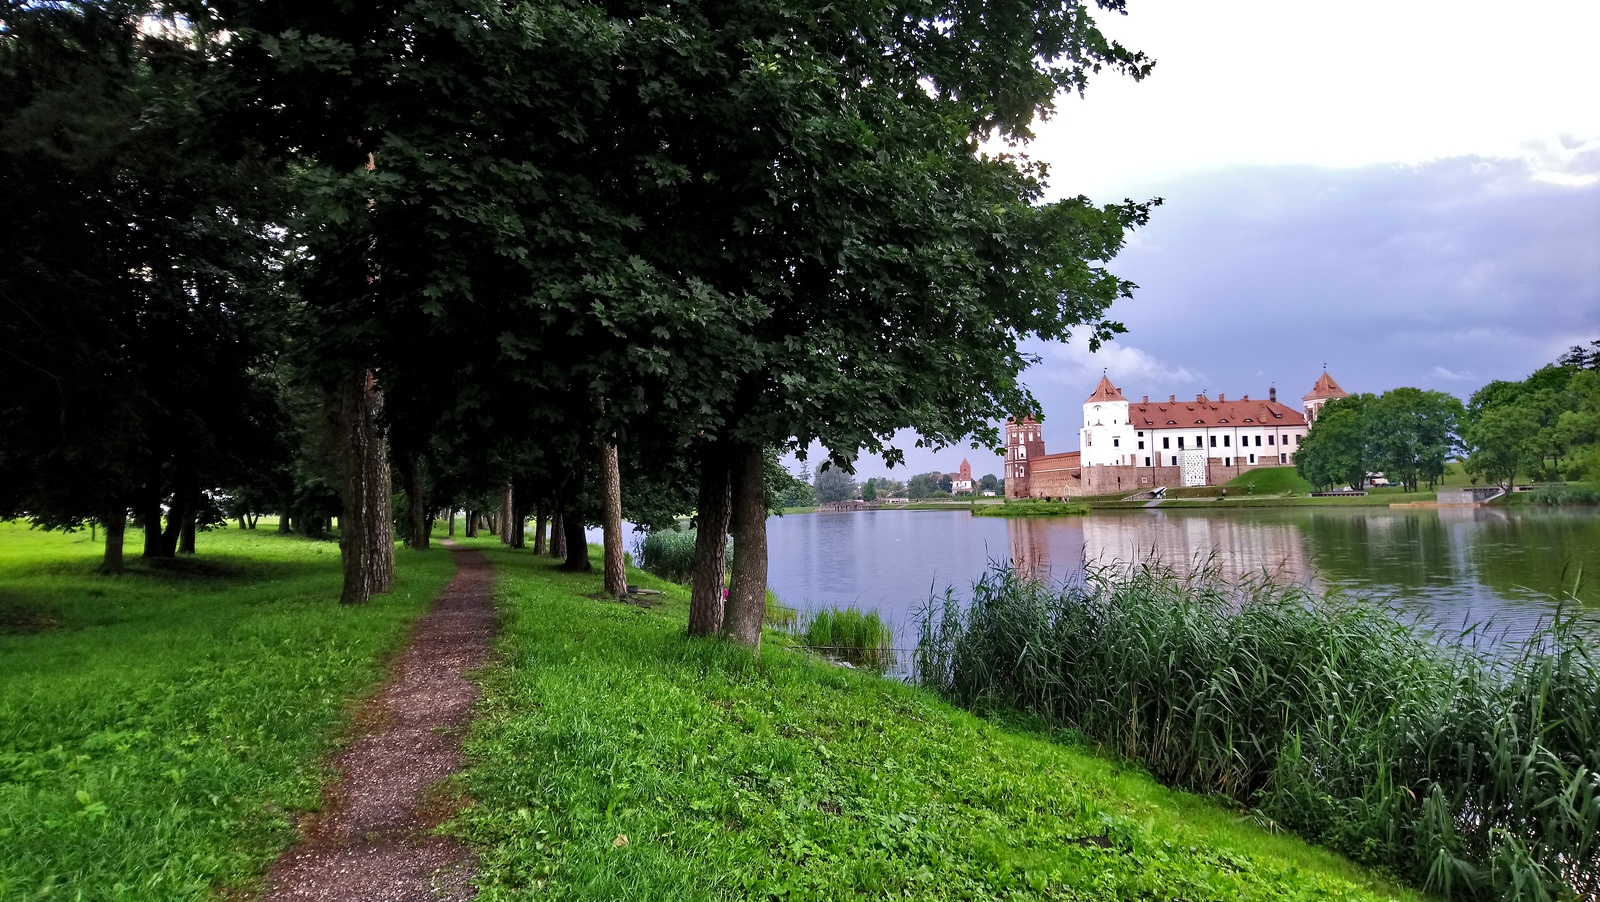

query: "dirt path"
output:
262 540 495 902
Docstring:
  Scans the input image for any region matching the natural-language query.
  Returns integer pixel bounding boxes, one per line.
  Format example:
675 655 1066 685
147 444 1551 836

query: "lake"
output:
762 507 1600 649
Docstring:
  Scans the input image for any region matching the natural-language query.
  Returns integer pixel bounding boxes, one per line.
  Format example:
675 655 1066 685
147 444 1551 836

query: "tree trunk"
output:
338 369 396 605
560 505 590 571
598 432 627 599
448 508 455 537
509 484 527 549
533 502 548 555
140 497 164 558
278 499 293 534
501 482 514 545
549 511 566 559
723 443 767 649
688 444 732 637
178 504 197 555
161 490 188 556
101 507 126 574
403 455 430 550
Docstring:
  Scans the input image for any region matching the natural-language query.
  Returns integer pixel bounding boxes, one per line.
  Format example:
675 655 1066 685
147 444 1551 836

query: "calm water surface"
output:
764 507 1600 647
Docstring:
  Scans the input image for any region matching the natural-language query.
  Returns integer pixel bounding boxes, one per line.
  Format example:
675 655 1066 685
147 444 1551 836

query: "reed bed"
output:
636 528 730 584
915 562 1599 901
801 606 896 673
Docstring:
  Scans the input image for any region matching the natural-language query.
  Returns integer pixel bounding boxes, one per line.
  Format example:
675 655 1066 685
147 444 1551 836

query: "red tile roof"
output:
1302 372 1349 401
1128 398 1306 428
1084 376 1126 403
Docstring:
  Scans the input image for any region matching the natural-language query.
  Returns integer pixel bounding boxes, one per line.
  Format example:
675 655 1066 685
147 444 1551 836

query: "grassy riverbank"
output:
973 499 1090 517
919 563 1599 901
0 522 456 899
453 538 1419 901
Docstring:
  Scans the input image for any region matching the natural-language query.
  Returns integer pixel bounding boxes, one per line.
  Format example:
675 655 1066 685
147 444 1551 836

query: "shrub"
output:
1528 483 1600 506
916 562 1600 901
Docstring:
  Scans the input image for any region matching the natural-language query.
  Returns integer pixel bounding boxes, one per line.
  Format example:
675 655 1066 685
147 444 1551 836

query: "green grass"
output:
0 522 456 900
974 500 1090 517
637 528 707 583
918 562 1599 901
451 542 1421 901
1224 466 1314 494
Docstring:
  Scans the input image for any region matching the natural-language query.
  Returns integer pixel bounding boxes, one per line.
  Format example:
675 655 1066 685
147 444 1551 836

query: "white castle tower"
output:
1079 374 1137 467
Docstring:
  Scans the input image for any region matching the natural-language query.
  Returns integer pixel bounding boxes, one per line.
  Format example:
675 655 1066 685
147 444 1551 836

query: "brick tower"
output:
1004 416 1047 498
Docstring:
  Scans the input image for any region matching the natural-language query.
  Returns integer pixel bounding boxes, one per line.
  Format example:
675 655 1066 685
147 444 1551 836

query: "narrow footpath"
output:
263 540 496 902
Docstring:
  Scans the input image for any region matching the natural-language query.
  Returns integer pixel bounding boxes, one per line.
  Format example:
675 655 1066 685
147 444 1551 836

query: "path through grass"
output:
0 523 456 900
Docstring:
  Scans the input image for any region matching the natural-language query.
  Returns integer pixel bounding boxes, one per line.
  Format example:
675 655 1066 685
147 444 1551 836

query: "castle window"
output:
1170 456 1178 466
1144 456 1151 466
1224 457 1231 466
1113 437 1120 447
1137 431 1144 437
1268 435 1275 445
1210 436 1217 447
1280 453 1287 464
1255 436 1262 447
1177 436 1185 449
1162 437 1170 449
1249 454 1256 464
1224 435 1231 447
1137 440 1144 450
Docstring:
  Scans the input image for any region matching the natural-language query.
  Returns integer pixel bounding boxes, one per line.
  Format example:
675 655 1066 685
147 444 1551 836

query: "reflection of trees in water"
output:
1300 511 1459 592
1465 510 1600 604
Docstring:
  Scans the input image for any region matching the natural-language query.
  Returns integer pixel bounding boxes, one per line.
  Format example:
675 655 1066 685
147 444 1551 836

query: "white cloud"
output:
1033 340 1201 392
1432 366 1476 382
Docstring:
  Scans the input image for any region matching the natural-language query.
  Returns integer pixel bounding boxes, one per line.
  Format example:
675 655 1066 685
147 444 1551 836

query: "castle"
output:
1004 372 1350 499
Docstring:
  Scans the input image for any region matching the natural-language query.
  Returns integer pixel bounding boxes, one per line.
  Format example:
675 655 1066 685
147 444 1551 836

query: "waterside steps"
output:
1438 487 1507 505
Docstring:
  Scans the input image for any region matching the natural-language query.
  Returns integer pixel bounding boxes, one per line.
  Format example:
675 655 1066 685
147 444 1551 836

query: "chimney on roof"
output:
1270 386 1277 403
1219 393 1226 401
1142 395 1148 403
1169 394 1176 403
1243 394 1249 401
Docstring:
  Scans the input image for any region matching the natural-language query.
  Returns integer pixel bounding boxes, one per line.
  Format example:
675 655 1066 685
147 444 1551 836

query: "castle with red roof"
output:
1004 371 1350 499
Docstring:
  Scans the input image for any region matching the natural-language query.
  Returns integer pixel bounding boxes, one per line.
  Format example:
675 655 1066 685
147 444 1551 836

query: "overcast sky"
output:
797 0 1600 483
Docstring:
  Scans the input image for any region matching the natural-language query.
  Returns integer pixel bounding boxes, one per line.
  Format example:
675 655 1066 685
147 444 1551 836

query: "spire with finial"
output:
1085 373 1126 403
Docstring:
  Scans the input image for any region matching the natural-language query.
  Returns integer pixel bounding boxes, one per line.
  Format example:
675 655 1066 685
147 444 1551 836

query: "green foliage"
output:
800 607 896 672
812 465 858 505
860 478 879 502
974 501 1090 517
918 562 1600 901
1463 404 1541 490
1526 483 1600 506
456 545 1419 901
0 522 455 898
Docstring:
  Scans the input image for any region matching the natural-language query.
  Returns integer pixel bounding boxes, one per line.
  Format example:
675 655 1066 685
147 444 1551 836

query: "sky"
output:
799 0 1600 483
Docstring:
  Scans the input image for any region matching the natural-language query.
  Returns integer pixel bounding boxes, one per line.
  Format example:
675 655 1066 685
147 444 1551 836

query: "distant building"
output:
1006 372 1343 498
948 458 974 494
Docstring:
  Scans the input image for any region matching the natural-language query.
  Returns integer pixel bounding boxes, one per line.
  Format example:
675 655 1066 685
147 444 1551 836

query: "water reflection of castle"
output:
1005 513 1311 585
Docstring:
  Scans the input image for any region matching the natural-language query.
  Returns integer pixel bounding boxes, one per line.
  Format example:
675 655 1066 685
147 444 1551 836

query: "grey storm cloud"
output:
1004 151 1600 456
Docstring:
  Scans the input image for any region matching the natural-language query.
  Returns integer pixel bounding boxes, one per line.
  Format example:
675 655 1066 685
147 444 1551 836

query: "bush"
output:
916 562 1600 901
1528 483 1600 506
800 606 895 672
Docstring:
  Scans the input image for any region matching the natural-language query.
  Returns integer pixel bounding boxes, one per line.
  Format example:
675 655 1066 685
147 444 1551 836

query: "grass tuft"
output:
799 606 895 672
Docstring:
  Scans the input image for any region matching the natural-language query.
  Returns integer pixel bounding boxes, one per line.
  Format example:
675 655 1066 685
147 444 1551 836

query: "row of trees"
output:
1295 342 1600 492
1 1 1155 651
810 468 1003 503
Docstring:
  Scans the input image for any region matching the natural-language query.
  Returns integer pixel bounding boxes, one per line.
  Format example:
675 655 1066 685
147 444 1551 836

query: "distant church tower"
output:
1302 370 1350 423
1004 416 1046 498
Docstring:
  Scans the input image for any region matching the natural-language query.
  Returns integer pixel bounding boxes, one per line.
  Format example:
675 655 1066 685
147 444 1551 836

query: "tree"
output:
907 473 942 499
979 474 999 493
861 478 879 502
1295 395 1377 491
1368 388 1463 492
1463 406 1541 491
814 465 858 504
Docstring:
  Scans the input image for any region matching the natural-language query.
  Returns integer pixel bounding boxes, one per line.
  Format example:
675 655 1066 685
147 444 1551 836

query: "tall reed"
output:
802 606 896 673
916 562 1599 901
637 529 730 584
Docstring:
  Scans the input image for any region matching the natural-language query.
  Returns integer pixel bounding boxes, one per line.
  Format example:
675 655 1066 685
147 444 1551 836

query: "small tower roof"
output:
1302 371 1350 401
1085 375 1126 402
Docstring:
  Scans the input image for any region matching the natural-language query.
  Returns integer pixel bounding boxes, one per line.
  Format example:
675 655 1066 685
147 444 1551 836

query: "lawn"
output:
452 538 1422 902
0 522 456 900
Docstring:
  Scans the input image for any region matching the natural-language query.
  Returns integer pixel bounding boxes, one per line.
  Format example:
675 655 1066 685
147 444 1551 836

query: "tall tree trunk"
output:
598 432 627 599
403 454 430 549
278 498 293 534
560 505 590 572
500 482 514 545
448 508 455 537
509 484 527 549
140 497 164 558
549 511 566 559
101 507 126 574
723 443 768 649
161 489 188 556
533 502 548 555
177 478 198 555
688 444 732 637
338 370 396 605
